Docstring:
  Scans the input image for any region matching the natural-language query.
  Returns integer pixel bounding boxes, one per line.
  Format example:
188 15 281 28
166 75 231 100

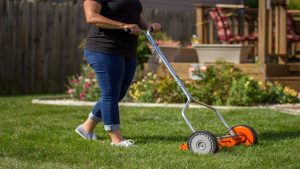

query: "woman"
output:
75 0 161 147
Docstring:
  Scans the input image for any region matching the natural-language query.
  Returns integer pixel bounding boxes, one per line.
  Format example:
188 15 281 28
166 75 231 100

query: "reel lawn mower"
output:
142 29 258 154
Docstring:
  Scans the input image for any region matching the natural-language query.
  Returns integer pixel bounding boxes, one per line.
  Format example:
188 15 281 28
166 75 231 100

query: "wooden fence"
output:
0 1 88 94
0 0 196 95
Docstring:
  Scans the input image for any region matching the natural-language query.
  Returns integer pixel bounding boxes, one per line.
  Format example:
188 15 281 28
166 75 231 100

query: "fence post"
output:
258 0 269 82
195 4 205 44
258 0 268 64
279 3 287 63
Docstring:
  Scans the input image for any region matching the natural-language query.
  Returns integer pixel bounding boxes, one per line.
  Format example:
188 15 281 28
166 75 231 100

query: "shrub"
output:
244 0 300 9
128 62 299 105
128 73 185 103
226 76 264 106
67 62 299 105
193 63 244 105
155 75 186 103
287 0 300 9
128 73 158 103
263 82 299 104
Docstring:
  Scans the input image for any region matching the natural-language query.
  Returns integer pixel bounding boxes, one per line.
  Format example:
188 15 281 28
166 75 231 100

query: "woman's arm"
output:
83 0 139 34
139 14 150 30
139 14 162 32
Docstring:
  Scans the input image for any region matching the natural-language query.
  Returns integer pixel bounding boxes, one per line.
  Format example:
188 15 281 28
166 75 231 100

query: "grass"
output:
0 95 300 169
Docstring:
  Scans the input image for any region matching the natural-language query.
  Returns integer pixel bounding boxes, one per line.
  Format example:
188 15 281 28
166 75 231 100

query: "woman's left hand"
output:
148 23 162 32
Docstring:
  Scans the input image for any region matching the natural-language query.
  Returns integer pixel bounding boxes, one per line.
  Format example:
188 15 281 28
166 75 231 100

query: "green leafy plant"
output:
128 73 185 103
128 73 158 103
287 0 300 9
187 62 246 105
244 0 300 9
189 62 299 105
263 82 300 104
136 35 152 70
155 75 186 103
226 76 264 106
128 61 299 105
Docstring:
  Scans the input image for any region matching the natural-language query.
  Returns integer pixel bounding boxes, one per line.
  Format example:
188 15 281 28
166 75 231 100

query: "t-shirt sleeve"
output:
95 0 106 4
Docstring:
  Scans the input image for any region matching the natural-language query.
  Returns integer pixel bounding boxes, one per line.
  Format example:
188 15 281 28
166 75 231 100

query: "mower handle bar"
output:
140 29 235 136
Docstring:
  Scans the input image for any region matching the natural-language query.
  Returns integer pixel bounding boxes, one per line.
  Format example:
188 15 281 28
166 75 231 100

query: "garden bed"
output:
31 97 300 116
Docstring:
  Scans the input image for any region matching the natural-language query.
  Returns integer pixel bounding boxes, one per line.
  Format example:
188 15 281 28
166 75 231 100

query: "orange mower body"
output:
180 125 258 151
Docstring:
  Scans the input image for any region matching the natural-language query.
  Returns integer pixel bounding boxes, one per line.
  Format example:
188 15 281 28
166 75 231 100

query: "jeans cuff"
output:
88 112 102 123
104 124 120 131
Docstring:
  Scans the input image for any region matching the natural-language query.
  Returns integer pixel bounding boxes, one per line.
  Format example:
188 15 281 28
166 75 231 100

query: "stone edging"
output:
31 99 300 115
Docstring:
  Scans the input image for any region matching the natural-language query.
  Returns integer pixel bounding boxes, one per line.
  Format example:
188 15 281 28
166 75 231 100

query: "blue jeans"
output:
84 49 136 131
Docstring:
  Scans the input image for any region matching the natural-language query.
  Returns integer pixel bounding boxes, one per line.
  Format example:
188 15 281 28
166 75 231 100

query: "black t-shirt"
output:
85 0 142 57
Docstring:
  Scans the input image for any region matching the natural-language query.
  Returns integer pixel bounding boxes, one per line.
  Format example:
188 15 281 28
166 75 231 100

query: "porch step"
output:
288 63 300 75
266 64 290 77
265 63 300 76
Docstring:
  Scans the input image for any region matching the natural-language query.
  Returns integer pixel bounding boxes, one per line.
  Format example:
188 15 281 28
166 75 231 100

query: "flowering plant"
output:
128 73 158 103
262 82 299 104
66 65 100 101
128 61 299 105
128 72 185 103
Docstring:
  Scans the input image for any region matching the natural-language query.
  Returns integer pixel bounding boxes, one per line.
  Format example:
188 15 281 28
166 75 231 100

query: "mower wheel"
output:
188 131 218 154
232 125 258 145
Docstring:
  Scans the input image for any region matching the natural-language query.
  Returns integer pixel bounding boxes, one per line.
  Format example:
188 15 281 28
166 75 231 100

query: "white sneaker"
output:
111 140 135 148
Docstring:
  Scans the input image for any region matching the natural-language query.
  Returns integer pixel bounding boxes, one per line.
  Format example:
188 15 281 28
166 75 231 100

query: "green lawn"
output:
0 95 300 169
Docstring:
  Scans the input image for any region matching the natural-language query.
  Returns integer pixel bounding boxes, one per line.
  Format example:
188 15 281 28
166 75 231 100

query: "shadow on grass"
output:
130 134 188 144
127 130 300 144
259 130 300 141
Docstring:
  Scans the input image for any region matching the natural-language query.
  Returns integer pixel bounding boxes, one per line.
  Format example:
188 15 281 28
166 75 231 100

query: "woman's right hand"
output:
123 24 140 35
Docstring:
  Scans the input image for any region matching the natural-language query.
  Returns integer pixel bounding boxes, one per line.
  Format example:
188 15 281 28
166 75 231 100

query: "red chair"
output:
287 13 300 59
216 7 258 42
209 8 251 43
287 13 300 42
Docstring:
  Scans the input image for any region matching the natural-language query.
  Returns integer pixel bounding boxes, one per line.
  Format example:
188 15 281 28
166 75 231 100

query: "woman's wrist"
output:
119 23 126 29
145 22 151 30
